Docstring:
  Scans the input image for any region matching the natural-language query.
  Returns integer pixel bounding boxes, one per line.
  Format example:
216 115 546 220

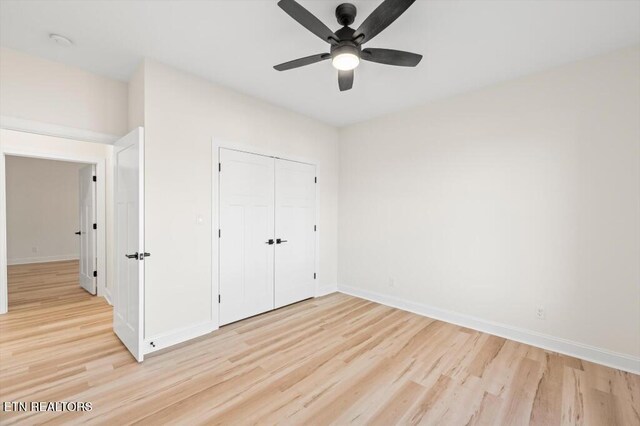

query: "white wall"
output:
0 47 128 136
5 156 86 264
339 46 640 362
142 60 340 345
128 62 145 131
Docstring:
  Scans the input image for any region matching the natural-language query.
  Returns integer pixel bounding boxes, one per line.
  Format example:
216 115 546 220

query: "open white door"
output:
114 128 145 362
274 159 316 308
219 148 275 325
78 164 97 295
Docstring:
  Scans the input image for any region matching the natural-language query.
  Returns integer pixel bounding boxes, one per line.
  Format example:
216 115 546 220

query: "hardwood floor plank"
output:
367 380 427 425
561 366 587 426
406 374 454 425
468 391 504 426
496 358 545 425
530 353 565 425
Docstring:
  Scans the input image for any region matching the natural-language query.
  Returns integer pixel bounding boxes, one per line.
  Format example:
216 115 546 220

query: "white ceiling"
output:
1 0 639 126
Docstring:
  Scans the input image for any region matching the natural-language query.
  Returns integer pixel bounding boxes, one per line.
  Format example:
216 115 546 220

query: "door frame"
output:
0 135 108 314
212 138 320 327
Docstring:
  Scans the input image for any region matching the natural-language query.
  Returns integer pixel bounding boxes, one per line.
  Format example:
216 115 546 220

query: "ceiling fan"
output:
274 0 422 91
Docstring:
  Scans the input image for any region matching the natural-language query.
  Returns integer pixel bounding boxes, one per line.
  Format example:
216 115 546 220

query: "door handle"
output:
75 231 81 235
125 252 139 259
276 239 288 244
266 239 275 245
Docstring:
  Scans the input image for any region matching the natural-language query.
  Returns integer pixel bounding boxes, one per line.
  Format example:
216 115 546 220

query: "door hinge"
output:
314 273 316 280
314 225 317 232
93 223 97 230
218 294 221 303
93 271 97 278
218 229 221 238
218 163 221 172
314 176 317 183
92 176 96 182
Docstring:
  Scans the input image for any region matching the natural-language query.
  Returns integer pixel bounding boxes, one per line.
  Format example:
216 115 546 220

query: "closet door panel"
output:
219 149 275 325
275 159 316 308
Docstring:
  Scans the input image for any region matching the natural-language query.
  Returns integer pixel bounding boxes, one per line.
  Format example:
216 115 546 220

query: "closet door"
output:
219 149 275 325
274 159 316 308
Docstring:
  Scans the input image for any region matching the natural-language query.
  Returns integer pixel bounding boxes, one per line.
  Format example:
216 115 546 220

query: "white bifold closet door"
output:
219 148 316 326
219 149 275 326
274 159 316 308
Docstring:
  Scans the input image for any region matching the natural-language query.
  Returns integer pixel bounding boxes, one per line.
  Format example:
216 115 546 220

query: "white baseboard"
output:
143 321 218 355
316 283 338 297
8 255 79 265
339 284 640 375
103 288 113 306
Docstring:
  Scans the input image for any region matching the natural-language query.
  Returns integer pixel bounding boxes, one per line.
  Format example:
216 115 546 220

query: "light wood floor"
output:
0 261 638 425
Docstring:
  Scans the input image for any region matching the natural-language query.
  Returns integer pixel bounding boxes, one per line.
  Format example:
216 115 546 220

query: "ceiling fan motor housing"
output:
336 3 357 26
330 41 361 60
332 24 360 61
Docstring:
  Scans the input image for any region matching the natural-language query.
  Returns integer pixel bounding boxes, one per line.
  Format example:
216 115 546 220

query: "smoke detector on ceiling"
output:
49 33 73 47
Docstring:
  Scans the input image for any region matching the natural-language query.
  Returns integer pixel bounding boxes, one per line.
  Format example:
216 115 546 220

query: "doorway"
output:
0 134 109 315
4 156 97 308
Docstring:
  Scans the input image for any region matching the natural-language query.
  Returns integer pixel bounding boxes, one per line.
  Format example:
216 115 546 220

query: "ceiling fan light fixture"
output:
332 53 359 71
331 44 360 71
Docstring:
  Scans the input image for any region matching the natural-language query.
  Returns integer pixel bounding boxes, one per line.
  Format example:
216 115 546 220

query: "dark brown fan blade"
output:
353 0 416 45
274 53 330 71
361 48 422 67
278 0 339 45
338 70 354 91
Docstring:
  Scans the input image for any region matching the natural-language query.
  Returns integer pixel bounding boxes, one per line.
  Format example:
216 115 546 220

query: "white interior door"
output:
274 159 316 308
219 148 275 325
78 164 96 295
114 128 145 362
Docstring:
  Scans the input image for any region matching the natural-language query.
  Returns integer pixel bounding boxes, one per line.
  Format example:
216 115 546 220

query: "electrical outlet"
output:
32 247 37 253
535 305 546 320
388 277 396 288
